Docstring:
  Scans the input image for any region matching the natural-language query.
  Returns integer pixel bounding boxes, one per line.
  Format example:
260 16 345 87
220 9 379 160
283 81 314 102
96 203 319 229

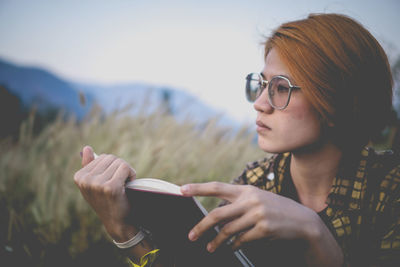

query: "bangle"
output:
113 230 146 249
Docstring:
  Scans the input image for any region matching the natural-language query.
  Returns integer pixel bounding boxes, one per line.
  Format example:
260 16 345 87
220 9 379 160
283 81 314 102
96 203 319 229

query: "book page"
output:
126 178 183 195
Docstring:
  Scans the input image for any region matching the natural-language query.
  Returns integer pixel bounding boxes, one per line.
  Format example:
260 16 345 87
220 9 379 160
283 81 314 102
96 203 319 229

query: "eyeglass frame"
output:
245 72 301 110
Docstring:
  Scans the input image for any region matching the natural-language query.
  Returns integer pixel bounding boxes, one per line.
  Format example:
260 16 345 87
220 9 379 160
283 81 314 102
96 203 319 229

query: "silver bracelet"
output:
112 230 146 249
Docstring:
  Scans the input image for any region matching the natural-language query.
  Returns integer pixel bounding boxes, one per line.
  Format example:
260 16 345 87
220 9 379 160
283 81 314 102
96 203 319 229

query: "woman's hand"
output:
181 182 321 253
73 146 137 242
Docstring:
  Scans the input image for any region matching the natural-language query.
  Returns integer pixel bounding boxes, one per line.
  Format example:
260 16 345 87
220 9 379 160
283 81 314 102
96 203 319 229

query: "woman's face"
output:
254 48 322 154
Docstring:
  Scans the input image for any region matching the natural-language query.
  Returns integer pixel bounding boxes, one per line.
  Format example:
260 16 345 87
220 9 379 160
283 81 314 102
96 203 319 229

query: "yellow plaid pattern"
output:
233 147 400 266
127 249 160 267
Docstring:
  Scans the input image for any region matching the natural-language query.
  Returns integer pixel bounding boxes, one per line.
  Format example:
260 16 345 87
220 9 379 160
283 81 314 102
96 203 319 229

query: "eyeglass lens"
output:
245 73 291 109
268 77 290 109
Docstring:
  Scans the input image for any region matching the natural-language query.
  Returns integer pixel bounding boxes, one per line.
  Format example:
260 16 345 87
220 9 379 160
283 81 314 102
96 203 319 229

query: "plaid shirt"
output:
230 147 400 266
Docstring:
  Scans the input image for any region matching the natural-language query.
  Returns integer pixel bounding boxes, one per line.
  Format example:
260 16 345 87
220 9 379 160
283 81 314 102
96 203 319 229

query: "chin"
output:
258 135 328 155
257 138 290 154
257 136 321 154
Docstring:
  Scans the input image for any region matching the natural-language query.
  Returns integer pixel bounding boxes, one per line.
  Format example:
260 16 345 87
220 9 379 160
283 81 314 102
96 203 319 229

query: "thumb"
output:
81 145 95 167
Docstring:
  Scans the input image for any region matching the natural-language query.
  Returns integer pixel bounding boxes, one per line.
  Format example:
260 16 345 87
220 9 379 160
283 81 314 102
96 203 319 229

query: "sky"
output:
0 0 399 124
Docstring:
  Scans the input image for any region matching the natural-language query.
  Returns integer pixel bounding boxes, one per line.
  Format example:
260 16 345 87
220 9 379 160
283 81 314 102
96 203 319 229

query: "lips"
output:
256 120 271 130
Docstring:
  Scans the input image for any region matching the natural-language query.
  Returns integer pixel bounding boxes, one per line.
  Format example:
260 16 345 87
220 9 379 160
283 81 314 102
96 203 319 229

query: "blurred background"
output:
0 0 399 266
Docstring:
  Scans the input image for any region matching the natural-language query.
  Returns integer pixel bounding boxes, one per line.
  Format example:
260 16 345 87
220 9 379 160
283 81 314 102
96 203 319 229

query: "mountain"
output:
0 58 237 127
0 59 94 119
72 82 235 125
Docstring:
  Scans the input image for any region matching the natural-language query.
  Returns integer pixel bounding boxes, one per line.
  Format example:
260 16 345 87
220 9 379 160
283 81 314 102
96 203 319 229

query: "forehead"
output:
262 49 292 80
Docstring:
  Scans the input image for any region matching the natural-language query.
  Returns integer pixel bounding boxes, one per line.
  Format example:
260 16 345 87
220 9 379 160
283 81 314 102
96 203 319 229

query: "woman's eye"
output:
277 85 289 93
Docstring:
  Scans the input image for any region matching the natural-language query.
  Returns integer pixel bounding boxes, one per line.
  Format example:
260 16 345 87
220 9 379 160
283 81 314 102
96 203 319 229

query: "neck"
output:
290 142 342 212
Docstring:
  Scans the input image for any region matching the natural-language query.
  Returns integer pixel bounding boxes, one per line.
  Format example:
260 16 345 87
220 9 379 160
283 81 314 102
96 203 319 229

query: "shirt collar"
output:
325 147 370 211
272 148 371 212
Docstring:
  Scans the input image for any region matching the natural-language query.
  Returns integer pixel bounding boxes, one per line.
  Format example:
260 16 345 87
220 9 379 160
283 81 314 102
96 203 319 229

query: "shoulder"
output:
368 149 400 201
353 148 400 234
323 148 400 264
324 147 399 217
367 149 400 261
375 151 400 215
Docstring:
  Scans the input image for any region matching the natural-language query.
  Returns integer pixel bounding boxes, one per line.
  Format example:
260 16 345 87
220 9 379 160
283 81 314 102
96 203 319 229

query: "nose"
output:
253 89 273 114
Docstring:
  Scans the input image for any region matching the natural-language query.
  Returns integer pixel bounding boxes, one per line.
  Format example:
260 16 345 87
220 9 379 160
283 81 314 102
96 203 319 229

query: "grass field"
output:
0 107 266 266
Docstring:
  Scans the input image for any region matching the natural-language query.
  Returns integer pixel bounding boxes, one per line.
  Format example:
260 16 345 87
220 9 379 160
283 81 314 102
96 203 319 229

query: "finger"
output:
96 158 130 184
188 202 245 242
181 182 240 202
231 221 273 251
82 145 95 167
88 154 119 176
108 159 136 187
81 153 108 173
206 212 255 253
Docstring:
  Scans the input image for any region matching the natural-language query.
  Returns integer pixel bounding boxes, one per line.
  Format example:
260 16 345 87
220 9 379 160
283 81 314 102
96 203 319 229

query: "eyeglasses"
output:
245 73 301 110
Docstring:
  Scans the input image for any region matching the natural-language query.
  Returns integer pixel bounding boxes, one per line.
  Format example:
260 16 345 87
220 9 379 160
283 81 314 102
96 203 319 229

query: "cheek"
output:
289 100 316 122
290 95 320 122
290 109 307 122
286 105 322 139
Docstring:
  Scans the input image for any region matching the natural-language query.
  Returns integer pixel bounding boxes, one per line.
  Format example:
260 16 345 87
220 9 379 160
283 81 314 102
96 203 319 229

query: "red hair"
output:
264 13 393 150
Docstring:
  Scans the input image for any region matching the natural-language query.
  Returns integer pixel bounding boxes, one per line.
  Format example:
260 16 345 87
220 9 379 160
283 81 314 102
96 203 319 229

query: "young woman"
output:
74 13 400 266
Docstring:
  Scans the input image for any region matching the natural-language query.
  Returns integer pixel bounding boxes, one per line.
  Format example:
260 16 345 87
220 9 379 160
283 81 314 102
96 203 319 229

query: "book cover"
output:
125 178 254 267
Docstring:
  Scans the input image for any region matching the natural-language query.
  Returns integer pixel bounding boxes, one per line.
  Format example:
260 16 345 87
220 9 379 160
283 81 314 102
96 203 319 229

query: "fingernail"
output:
188 230 197 241
207 243 215 253
80 151 83 157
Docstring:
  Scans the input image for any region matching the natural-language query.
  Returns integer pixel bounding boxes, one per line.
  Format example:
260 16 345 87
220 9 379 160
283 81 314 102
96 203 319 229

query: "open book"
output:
125 178 254 267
